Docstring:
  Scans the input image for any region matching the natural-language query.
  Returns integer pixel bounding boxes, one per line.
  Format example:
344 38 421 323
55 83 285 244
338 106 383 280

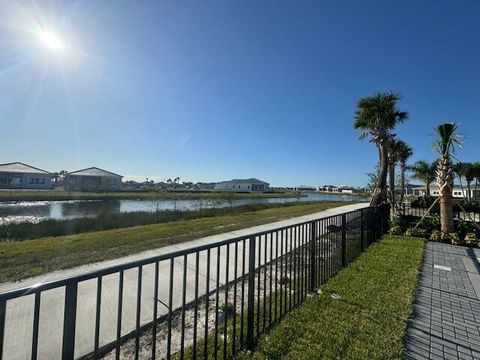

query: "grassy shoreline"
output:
0 201 350 283
0 190 303 202
2 201 341 241
242 235 424 359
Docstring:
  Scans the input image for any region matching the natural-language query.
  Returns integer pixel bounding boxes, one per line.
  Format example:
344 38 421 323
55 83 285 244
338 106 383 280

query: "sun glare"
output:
38 30 63 51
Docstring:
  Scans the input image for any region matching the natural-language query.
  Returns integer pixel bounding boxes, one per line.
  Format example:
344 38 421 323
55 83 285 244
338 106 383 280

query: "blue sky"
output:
1 1 479 186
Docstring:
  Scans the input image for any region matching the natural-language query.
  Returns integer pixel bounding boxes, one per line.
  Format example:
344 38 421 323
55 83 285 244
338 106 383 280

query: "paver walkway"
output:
405 242 480 360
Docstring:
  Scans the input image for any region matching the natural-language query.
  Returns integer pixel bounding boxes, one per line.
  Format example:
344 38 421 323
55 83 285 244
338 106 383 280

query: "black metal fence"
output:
402 203 480 223
0 204 390 360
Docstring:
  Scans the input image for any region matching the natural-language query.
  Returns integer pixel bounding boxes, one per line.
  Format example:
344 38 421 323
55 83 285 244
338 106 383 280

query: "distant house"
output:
194 182 216 191
214 178 269 192
65 167 123 191
0 162 52 190
319 185 339 193
295 185 317 191
407 184 478 199
338 185 355 194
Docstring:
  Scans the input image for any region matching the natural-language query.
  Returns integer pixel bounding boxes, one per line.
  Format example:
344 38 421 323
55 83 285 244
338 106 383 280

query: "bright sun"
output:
38 30 63 51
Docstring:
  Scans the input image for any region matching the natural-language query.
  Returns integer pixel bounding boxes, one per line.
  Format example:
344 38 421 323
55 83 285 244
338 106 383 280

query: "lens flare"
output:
37 29 63 51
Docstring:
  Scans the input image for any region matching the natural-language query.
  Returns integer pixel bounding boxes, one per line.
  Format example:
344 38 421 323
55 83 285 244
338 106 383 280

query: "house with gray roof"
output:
214 178 269 192
65 167 123 191
0 162 52 190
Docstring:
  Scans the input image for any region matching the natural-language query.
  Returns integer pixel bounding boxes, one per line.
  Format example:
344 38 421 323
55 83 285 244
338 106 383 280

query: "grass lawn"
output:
0 201 349 283
0 190 303 202
242 235 424 360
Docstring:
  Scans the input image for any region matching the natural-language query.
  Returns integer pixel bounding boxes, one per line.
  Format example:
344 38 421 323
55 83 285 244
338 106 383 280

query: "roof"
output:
218 178 269 185
0 162 52 175
67 167 123 178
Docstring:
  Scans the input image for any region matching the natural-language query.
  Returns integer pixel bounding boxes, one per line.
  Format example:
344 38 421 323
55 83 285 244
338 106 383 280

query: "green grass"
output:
0 201 348 283
0 190 303 202
241 235 424 360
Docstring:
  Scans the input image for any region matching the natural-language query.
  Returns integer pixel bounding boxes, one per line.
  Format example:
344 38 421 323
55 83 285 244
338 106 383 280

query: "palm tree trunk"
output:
399 163 406 204
467 181 472 202
475 178 478 201
388 162 396 207
426 181 430 197
438 156 454 237
458 176 465 199
440 187 454 236
371 141 388 206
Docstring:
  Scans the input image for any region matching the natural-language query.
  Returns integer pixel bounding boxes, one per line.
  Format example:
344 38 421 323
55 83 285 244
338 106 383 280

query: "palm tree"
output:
387 138 412 208
396 140 413 204
471 162 480 201
409 160 437 197
353 92 408 206
387 138 400 206
454 163 466 199
454 163 474 201
433 123 462 237
52 172 60 188
465 164 474 202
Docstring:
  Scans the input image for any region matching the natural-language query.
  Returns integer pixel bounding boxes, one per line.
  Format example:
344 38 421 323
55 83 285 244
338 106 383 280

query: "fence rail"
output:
0 204 390 360
403 203 480 223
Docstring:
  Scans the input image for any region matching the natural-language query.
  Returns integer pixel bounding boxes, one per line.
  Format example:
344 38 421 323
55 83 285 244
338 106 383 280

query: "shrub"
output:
448 232 461 246
455 219 478 239
389 225 402 235
405 227 428 238
421 215 440 232
389 214 414 235
464 232 478 247
430 230 441 242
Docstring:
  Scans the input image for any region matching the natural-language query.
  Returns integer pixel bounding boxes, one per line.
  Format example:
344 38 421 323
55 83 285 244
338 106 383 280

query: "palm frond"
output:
432 122 463 156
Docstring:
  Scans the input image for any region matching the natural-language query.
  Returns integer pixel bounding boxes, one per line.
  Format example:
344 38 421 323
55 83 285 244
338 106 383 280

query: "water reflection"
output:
0 193 368 224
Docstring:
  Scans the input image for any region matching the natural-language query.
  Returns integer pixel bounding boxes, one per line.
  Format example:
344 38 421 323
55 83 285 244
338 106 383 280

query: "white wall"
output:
214 182 268 192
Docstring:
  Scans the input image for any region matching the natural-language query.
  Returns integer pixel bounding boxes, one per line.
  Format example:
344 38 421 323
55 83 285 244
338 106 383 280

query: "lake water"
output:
0 192 369 224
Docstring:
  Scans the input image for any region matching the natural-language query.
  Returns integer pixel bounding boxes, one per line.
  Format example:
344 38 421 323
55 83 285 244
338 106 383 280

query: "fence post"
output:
310 221 316 291
360 209 365 252
0 300 5 360
246 236 256 350
62 283 78 360
341 214 347 267
373 206 378 241
385 204 390 234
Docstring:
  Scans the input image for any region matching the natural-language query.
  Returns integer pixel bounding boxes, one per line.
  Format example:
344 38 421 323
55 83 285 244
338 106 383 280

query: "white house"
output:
66 167 123 191
214 178 269 192
408 184 478 199
338 185 355 194
0 162 52 190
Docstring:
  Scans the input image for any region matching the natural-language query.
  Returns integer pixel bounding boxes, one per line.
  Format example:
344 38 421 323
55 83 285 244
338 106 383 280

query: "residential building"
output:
338 185 355 194
65 167 123 191
319 185 339 192
0 162 52 190
407 184 479 199
214 178 269 192
295 185 317 191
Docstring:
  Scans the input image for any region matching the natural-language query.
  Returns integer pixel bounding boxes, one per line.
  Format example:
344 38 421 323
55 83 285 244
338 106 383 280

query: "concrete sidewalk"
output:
0 202 367 360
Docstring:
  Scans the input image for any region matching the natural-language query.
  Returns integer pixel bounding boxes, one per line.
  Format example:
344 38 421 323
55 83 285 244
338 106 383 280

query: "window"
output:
29 178 35 184
454 191 461 196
